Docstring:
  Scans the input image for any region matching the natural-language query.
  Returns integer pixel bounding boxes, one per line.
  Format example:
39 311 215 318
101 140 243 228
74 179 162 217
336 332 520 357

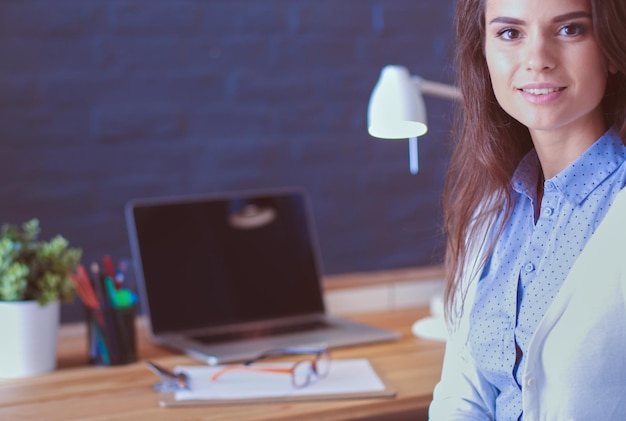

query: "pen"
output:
105 276 137 308
102 255 115 278
114 258 130 290
89 262 107 309
90 262 122 364
70 264 100 310
146 361 189 391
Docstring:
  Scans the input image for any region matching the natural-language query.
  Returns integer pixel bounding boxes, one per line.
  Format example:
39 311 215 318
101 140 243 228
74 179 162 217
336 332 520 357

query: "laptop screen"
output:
126 190 326 335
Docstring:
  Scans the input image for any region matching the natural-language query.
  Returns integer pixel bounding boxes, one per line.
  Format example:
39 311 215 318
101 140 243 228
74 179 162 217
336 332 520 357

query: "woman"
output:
430 0 626 419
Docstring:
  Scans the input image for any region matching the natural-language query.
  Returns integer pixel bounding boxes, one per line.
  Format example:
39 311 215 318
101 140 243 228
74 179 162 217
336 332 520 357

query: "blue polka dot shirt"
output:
468 128 626 421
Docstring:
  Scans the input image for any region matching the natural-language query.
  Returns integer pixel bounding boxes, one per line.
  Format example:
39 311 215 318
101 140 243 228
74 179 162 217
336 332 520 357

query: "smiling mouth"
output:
519 87 565 95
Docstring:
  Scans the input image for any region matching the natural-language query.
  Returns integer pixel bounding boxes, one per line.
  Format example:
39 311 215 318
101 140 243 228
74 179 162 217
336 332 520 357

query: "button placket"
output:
542 206 554 217
539 186 559 221
524 262 535 273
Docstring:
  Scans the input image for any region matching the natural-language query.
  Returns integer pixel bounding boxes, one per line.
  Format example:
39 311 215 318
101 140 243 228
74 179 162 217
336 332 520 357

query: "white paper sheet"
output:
174 358 386 401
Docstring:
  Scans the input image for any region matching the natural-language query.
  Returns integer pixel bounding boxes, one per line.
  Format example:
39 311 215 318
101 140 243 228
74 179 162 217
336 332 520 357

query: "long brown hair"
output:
443 0 626 321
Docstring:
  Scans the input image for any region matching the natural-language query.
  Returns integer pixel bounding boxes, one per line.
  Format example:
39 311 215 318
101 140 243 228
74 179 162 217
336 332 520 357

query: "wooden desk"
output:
0 307 445 421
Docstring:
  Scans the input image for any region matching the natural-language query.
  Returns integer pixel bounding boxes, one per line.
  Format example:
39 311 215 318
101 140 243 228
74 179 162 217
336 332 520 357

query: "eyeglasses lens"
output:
292 360 313 388
315 351 331 378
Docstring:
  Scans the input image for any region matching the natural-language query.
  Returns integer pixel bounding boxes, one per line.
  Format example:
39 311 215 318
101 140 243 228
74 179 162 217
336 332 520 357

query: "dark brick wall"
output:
0 0 456 322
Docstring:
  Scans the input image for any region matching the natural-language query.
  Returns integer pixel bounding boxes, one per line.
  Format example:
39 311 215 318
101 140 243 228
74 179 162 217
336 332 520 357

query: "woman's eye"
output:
558 23 587 37
496 28 522 41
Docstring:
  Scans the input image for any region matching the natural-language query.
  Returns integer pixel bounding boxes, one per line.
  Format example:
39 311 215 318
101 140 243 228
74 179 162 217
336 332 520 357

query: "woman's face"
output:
484 0 614 140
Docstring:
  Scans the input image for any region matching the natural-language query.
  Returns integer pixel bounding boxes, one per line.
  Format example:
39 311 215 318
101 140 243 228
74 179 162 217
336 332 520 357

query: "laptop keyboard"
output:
191 320 333 345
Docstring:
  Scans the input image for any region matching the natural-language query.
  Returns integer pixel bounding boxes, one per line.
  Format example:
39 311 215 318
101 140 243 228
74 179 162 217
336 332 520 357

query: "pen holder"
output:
85 304 137 366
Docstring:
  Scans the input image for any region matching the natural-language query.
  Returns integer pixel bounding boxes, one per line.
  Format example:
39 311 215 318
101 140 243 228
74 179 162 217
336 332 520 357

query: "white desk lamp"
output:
367 65 461 174
368 65 461 341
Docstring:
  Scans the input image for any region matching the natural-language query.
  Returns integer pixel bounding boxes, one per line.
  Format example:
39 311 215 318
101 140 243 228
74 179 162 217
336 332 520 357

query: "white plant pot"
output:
0 300 60 378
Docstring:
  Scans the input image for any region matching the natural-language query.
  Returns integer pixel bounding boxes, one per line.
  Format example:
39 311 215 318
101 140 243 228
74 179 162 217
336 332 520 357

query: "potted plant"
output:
0 219 82 378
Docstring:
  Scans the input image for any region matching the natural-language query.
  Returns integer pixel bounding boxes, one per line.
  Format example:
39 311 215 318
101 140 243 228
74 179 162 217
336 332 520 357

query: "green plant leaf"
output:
0 219 82 305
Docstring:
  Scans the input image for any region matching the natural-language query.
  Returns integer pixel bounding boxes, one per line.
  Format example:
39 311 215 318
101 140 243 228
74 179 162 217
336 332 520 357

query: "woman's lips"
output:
518 86 566 104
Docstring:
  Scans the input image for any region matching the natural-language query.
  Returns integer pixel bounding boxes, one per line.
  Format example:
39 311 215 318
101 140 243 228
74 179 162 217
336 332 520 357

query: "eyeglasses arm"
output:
211 365 293 382
244 347 329 365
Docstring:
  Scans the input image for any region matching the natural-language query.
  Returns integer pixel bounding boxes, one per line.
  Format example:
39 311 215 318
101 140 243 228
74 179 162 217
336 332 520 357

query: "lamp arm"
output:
411 77 462 101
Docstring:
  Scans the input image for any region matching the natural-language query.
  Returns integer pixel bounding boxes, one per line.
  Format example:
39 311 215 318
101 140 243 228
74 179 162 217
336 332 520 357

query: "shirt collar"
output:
512 149 540 200
513 128 626 205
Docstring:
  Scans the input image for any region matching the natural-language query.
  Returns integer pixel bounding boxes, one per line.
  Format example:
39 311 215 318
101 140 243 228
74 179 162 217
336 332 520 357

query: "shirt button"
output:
526 377 535 387
524 262 535 273
542 207 554 217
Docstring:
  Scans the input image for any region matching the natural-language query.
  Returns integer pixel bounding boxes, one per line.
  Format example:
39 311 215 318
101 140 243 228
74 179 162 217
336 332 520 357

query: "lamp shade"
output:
367 65 428 139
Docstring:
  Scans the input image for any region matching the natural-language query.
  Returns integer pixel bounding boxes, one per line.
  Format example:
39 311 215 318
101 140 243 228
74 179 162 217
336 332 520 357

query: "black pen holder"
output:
85 304 137 366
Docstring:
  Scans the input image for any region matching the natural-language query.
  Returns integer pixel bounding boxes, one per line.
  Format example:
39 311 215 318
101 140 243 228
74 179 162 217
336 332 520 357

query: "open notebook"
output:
125 188 400 365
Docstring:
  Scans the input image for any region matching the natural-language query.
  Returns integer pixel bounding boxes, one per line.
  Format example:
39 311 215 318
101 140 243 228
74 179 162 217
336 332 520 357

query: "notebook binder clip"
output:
146 361 189 392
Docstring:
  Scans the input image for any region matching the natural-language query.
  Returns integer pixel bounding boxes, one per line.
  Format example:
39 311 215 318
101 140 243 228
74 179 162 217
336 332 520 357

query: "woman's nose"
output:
524 35 557 72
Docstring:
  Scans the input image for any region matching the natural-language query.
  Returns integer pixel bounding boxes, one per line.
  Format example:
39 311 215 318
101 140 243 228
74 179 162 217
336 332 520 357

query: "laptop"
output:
125 188 400 365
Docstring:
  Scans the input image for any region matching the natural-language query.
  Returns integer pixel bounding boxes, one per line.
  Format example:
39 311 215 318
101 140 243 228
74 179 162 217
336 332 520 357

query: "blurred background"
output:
0 0 456 322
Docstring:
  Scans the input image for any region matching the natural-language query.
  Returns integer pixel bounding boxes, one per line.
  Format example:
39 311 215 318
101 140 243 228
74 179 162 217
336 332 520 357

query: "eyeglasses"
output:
210 347 331 388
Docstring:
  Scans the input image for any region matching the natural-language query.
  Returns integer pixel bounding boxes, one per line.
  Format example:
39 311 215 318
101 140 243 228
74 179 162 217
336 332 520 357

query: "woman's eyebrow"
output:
552 11 591 23
488 16 524 25
488 11 591 26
